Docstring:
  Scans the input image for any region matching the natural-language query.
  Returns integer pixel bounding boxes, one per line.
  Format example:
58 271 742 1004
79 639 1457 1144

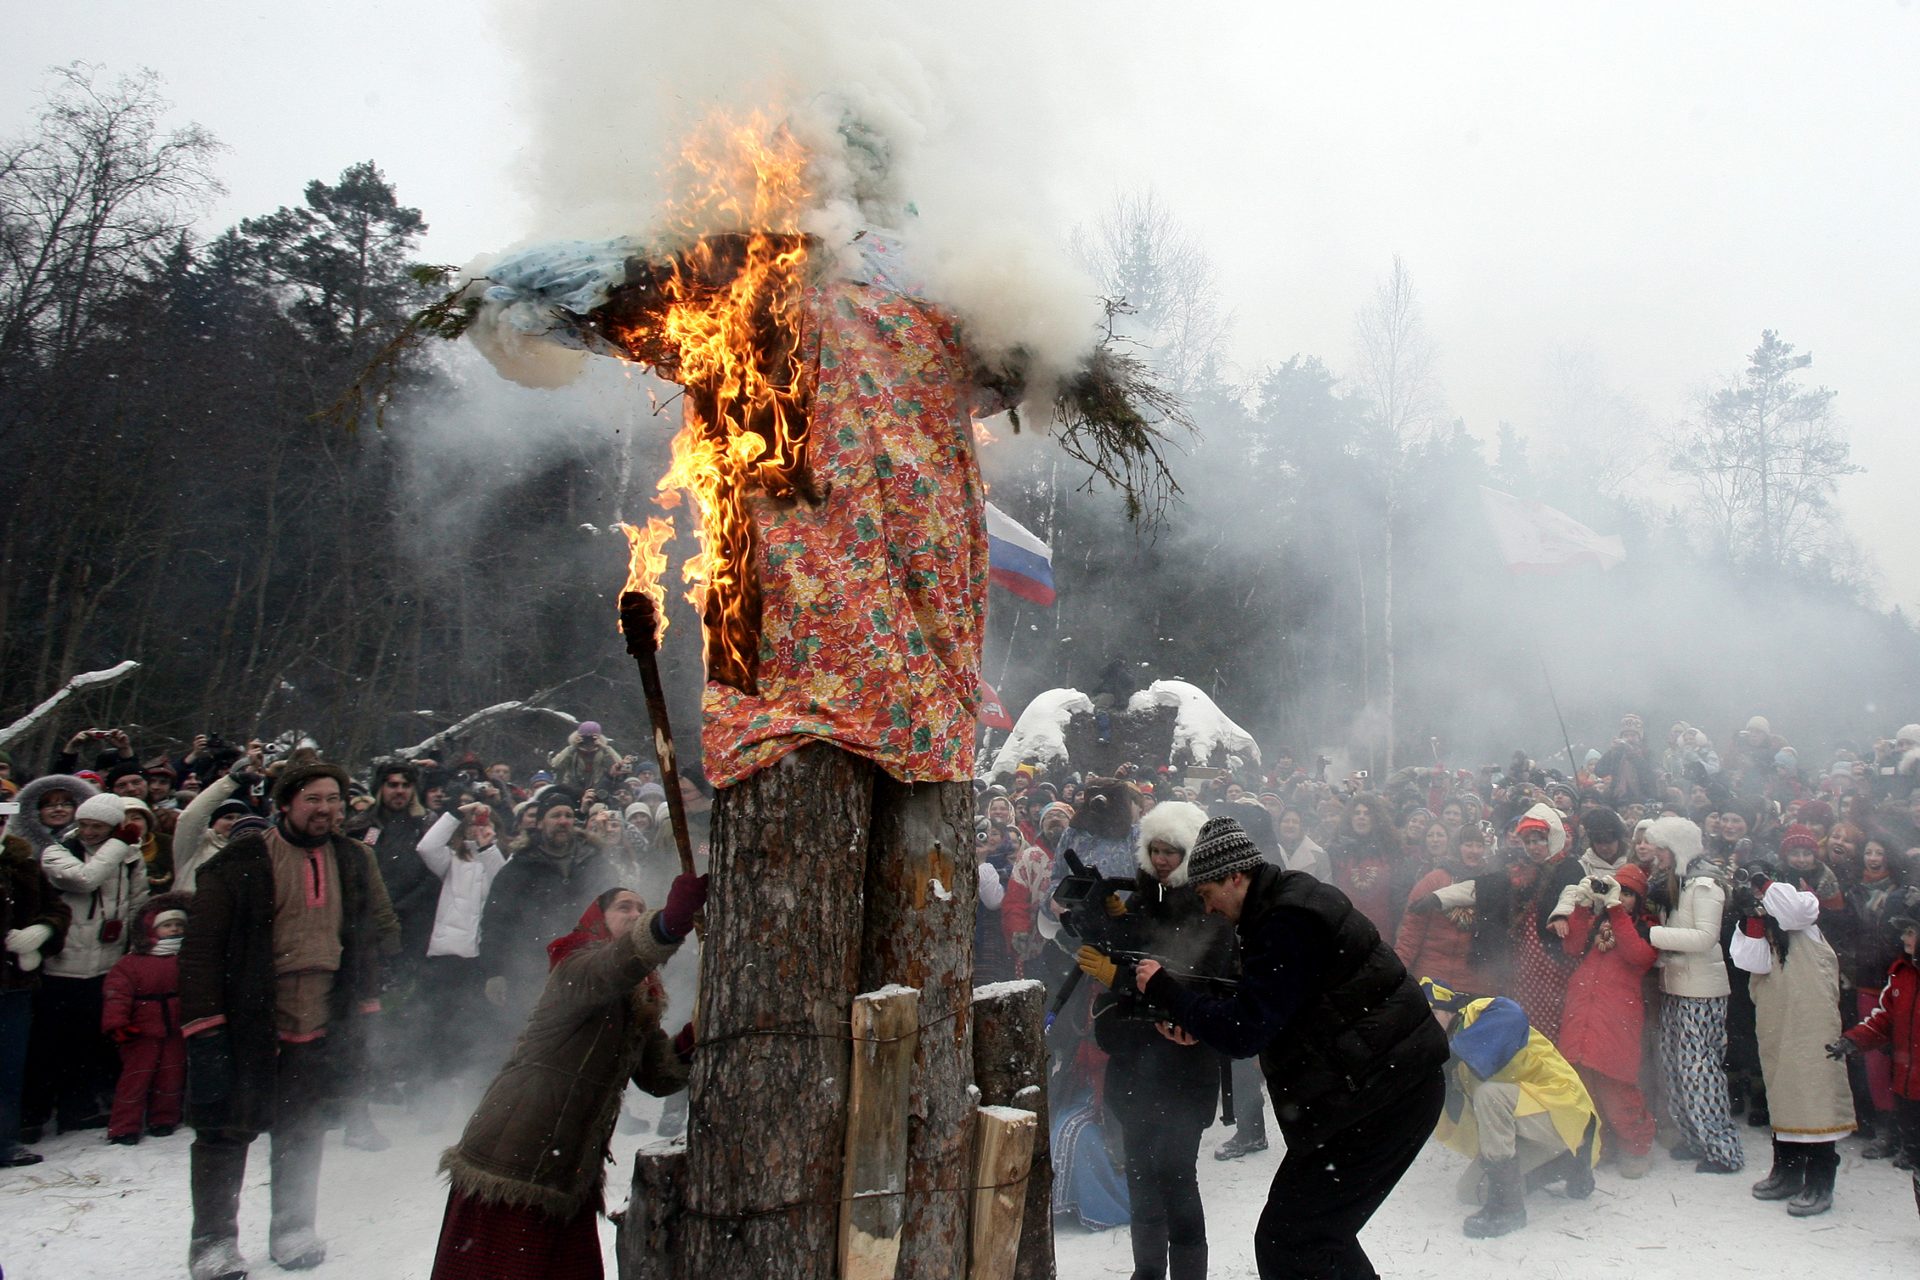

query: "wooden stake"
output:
838 986 921 1280
968 1106 1037 1280
971 981 1054 1280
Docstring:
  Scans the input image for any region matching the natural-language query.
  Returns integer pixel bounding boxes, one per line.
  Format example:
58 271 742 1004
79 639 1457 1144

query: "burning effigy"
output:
399 103 1185 1279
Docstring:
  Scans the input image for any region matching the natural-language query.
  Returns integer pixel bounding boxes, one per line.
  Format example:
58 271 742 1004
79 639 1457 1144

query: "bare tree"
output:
1351 255 1442 770
1671 330 1860 575
0 63 222 390
1532 345 1653 500
1070 189 1230 399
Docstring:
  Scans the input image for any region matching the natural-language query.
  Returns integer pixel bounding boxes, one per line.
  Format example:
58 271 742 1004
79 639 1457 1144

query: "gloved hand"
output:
673 1022 696 1064
657 872 709 940
6 924 52 956
1598 878 1623 909
1104 893 1127 918
117 821 144 844
1074 945 1117 989
1825 1038 1860 1060
484 976 508 1009
187 1027 235 1113
1406 893 1443 916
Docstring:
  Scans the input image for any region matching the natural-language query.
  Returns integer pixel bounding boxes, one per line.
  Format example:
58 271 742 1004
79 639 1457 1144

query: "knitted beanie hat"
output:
1185 816 1267 884
1778 824 1820 856
1581 807 1626 844
1613 863 1650 898
75 794 127 825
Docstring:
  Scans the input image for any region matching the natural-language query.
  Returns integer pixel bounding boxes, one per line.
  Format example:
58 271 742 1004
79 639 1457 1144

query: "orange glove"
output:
1075 945 1118 988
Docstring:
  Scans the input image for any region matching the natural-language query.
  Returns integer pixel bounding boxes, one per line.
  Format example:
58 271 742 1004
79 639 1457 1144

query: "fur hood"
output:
1134 801 1207 888
11 774 99 853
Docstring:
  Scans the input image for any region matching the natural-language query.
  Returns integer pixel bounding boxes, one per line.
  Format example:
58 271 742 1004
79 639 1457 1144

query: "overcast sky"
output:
9 2 1917 604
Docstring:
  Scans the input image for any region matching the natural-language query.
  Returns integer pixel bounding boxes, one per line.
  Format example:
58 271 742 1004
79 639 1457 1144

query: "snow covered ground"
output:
2 1090 1913 1278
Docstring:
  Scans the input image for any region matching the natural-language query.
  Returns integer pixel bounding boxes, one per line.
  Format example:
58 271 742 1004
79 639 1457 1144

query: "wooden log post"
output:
968 1106 1039 1280
971 980 1054 1280
677 744 876 1276
862 775 976 1280
838 986 921 1280
618 1148 686 1280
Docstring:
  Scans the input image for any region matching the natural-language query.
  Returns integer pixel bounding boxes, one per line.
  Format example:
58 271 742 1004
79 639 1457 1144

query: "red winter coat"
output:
1557 902 1657 1082
1394 867 1497 995
1847 953 1920 1099
102 951 182 1042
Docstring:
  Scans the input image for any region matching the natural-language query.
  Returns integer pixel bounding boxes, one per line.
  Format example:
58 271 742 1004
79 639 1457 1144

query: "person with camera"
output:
1133 816 1447 1280
180 761 387 1278
172 743 266 894
1557 864 1659 1177
1073 800 1231 1280
1729 860 1855 1216
31 792 148 1137
548 722 624 794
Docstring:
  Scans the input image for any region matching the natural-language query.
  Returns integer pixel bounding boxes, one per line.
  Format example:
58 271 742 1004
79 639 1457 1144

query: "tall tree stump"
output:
972 980 1054 1280
863 775 976 1280
619 1149 686 1280
677 744 875 1276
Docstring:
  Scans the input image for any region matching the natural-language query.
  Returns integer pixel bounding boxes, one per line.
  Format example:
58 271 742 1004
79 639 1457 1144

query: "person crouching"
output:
1424 978 1601 1238
101 893 190 1144
431 876 704 1280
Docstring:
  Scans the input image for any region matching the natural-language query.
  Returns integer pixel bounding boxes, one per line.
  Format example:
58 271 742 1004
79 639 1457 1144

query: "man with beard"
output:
1135 816 1448 1279
479 789 622 1027
181 763 388 1279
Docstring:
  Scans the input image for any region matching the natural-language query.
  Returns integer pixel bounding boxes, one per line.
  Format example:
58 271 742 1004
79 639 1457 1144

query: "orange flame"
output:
616 517 676 639
607 112 815 691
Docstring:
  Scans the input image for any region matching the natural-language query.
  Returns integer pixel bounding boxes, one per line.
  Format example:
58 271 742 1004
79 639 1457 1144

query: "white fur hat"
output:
1644 815 1703 865
1135 800 1209 887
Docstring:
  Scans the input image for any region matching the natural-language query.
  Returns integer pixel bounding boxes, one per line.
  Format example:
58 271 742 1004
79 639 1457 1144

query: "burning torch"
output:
616 521 698 881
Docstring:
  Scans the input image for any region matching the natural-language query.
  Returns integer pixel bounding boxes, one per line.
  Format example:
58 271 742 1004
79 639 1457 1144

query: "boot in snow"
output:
342 1100 390 1152
187 1235 250 1280
1787 1144 1837 1217
1213 1131 1267 1160
1128 1208 1169 1280
269 1227 328 1270
1168 1241 1207 1280
1751 1139 1805 1201
1463 1158 1526 1238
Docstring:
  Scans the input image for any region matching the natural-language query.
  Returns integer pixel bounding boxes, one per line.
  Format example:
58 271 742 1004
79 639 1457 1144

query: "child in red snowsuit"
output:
1834 911 1920 1168
1559 863 1659 1176
100 892 189 1143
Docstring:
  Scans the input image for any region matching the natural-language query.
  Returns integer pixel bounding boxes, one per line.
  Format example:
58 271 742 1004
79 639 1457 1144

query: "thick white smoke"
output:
483 0 1104 392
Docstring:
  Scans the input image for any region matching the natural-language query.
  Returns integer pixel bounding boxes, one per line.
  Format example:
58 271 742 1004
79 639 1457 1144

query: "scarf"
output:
547 900 612 971
275 816 330 850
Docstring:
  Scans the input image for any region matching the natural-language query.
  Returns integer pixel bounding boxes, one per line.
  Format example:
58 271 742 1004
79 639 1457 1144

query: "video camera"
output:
1047 850 1236 1025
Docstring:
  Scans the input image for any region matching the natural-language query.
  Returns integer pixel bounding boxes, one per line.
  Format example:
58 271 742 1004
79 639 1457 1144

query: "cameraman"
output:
1074 801 1230 1280
1134 816 1447 1280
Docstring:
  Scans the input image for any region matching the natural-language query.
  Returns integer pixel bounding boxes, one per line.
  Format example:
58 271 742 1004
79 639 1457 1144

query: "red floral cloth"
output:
701 279 989 788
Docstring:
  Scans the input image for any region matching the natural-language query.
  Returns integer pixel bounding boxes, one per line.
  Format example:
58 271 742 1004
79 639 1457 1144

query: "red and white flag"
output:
976 678 1014 730
1479 486 1625 573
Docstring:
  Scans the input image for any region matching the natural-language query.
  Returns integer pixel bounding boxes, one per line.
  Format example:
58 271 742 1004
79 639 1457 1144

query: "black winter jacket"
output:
1093 872 1233 1131
1148 862 1447 1148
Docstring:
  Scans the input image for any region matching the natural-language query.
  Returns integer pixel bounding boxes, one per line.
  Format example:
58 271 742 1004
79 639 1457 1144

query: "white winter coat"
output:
1648 872 1730 999
39 836 149 979
416 812 507 959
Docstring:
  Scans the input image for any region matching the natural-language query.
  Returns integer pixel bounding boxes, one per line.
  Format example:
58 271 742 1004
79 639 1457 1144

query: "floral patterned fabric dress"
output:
701 277 990 788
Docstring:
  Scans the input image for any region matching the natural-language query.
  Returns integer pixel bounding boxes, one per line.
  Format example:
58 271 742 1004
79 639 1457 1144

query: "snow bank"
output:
1127 679 1261 768
989 687 1093 777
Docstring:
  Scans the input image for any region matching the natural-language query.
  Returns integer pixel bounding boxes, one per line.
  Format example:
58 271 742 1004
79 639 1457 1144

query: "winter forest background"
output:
6 65 1917 774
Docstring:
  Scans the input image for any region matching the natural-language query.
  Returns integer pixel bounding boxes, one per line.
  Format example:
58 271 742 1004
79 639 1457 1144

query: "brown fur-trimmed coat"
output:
440 910 688 1219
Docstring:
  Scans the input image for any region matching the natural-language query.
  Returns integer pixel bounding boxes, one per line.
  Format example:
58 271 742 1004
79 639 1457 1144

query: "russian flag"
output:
985 502 1056 605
